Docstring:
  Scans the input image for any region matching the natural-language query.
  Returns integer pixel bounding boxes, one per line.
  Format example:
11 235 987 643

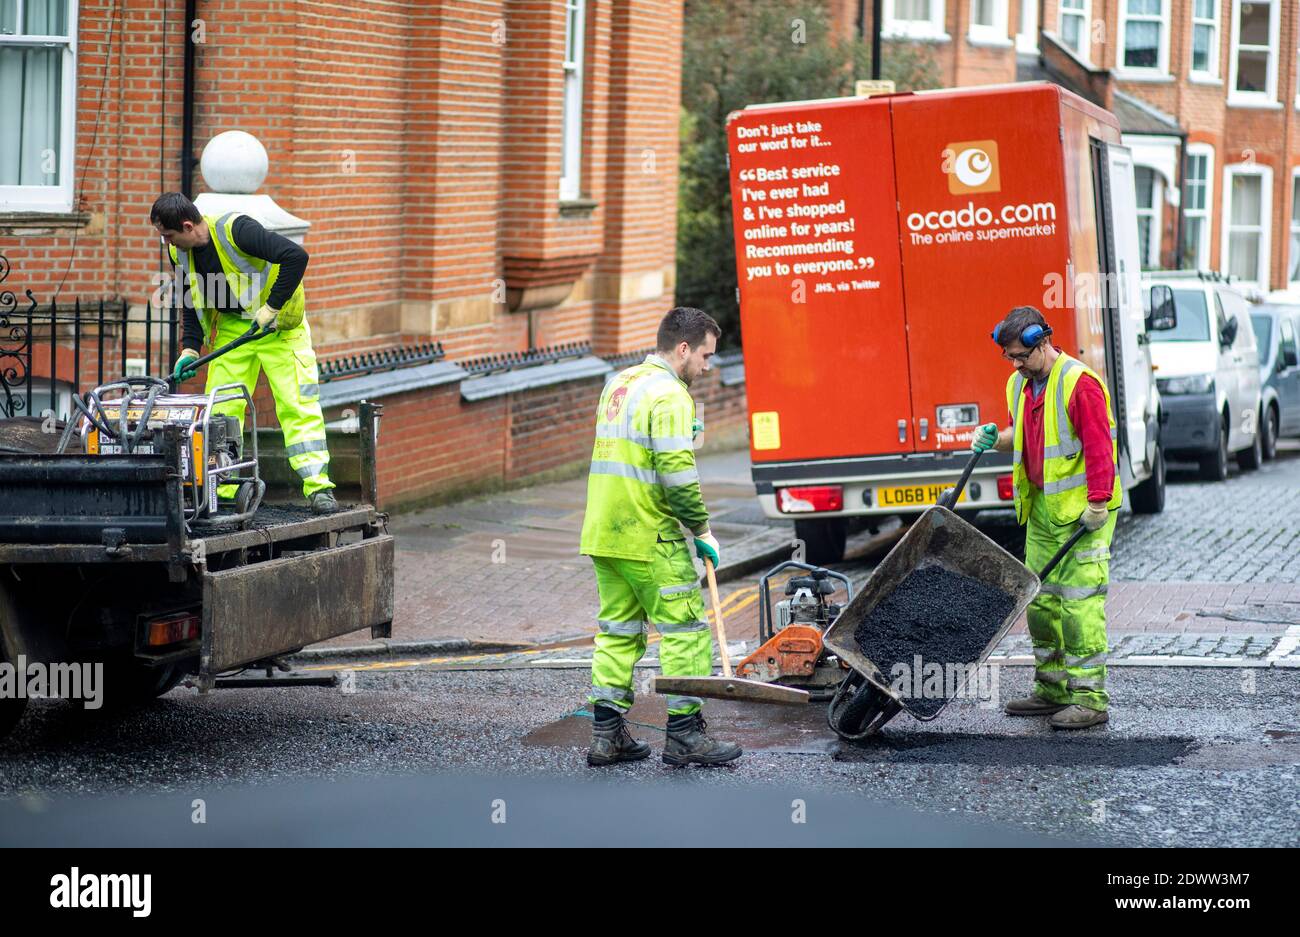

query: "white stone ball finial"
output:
200 131 269 195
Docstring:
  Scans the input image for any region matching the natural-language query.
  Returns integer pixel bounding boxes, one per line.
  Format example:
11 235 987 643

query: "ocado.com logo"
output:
945 140 1000 195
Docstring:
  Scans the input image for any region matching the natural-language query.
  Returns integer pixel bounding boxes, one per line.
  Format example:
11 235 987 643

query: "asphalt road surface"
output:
0 663 1294 847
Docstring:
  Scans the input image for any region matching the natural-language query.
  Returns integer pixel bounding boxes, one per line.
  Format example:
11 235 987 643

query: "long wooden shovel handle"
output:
704 557 732 677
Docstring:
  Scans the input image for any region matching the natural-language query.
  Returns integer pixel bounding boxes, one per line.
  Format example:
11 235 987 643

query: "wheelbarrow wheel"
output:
828 676 902 741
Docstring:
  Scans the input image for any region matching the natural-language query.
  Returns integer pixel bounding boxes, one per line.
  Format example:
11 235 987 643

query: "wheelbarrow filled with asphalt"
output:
822 450 1087 741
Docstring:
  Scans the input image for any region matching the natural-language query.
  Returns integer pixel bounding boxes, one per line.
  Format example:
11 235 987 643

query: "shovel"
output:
652 556 810 706
168 322 275 391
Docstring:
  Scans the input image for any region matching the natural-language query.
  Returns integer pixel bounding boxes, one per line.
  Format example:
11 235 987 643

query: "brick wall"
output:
318 358 750 512
1 0 682 376
845 0 1019 89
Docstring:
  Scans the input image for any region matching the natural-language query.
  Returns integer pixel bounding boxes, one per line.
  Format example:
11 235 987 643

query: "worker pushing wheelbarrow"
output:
826 306 1121 738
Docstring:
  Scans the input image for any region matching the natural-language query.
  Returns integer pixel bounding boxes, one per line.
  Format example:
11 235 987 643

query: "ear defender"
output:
991 321 1053 346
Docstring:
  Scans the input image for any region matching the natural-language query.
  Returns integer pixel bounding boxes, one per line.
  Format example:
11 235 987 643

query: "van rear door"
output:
890 85 1071 451
727 97 914 463
1092 141 1156 478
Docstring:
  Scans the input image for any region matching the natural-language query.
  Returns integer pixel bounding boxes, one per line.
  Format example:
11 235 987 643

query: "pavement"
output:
310 446 791 651
307 441 1300 669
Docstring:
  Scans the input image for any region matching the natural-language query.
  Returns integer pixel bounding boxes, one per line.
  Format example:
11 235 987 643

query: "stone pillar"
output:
193 130 309 243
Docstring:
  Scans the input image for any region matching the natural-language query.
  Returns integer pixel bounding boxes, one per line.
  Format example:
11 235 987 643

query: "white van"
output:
1141 272 1263 480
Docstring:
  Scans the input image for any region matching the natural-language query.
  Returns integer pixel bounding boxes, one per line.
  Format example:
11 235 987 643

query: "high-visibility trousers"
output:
1024 487 1114 712
205 313 334 499
588 539 713 717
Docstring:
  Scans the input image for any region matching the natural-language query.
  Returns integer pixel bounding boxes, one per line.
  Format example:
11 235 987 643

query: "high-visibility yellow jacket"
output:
580 355 709 561
1006 352 1123 526
168 212 306 339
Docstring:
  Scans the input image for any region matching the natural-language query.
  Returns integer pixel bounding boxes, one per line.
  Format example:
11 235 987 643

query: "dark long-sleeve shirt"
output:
177 214 309 351
1014 370 1117 503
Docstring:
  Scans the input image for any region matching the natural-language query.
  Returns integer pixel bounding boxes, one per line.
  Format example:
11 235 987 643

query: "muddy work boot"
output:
309 490 339 515
663 713 742 767
1004 695 1069 716
1049 704 1109 730
587 706 650 767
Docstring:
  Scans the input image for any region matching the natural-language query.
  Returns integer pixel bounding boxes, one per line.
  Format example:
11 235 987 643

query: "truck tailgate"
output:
201 534 395 672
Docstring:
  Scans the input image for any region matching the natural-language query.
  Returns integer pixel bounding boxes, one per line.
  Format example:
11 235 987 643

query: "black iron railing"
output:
460 341 591 377
319 341 445 383
603 346 655 370
0 252 178 420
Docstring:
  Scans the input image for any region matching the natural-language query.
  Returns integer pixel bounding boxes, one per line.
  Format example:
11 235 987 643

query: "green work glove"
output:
971 422 999 453
172 349 200 382
693 529 720 569
692 417 704 443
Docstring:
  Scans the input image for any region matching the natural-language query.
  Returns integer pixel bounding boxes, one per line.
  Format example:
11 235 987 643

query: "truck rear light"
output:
997 474 1014 501
146 611 201 647
777 485 843 513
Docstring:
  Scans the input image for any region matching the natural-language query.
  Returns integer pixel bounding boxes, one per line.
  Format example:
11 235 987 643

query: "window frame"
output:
968 0 1009 46
1189 0 1220 80
0 0 78 213
882 0 949 42
558 0 585 202
1015 0 1038 52
1227 0 1280 108
1116 0 1170 78
1057 0 1091 64
1221 161 1273 289
1183 143 1215 272
1134 164 1163 269
1289 167 1300 287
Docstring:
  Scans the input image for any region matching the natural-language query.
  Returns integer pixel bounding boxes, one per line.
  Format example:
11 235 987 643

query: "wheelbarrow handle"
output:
167 322 274 391
1037 523 1090 583
940 448 984 509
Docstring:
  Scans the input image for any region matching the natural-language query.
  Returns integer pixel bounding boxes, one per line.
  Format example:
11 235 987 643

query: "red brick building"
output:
834 1 1300 292
0 1 745 509
1035 0 1300 292
1 0 682 355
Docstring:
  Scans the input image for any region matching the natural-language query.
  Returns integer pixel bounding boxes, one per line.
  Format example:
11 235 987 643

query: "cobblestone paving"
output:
1110 445 1300 583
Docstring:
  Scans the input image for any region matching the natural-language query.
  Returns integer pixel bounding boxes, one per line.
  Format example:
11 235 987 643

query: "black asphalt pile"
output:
833 734 1196 767
0 417 63 454
853 564 1015 714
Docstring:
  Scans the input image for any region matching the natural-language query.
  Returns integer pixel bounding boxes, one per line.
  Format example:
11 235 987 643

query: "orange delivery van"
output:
726 82 1172 563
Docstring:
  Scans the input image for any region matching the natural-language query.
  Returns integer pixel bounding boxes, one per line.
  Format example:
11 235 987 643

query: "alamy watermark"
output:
0 656 104 710
887 655 1000 708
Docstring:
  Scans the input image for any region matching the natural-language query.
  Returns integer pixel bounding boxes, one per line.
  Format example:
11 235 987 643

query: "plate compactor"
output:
733 562 854 701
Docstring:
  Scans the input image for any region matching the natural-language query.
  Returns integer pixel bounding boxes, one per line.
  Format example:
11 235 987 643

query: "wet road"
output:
1 663 1295 847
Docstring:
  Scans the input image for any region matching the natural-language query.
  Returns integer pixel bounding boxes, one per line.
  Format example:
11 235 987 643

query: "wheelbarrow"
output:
822 449 1089 741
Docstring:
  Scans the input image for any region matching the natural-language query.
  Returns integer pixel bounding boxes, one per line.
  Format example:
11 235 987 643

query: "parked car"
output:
1142 271 1263 481
1250 300 1300 460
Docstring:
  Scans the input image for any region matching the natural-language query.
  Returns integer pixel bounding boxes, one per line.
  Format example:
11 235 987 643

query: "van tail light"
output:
777 485 844 513
997 474 1015 501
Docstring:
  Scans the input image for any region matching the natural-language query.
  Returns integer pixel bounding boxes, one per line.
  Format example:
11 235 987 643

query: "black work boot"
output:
663 712 742 767
310 490 339 515
587 705 651 767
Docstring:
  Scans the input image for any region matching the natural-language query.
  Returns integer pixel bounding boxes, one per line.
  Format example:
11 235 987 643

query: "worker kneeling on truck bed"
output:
151 192 337 515
579 307 742 767
972 306 1121 730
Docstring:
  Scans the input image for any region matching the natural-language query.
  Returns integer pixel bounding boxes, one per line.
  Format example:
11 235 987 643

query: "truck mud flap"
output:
201 534 394 673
